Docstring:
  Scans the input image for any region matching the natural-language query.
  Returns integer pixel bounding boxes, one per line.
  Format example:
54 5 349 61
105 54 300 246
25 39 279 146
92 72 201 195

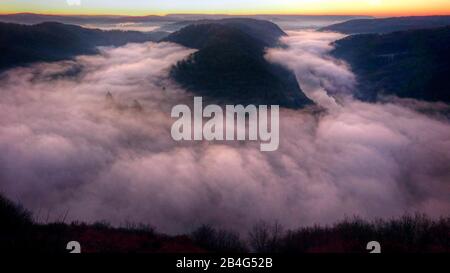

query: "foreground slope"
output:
163 19 313 108
1 195 448 253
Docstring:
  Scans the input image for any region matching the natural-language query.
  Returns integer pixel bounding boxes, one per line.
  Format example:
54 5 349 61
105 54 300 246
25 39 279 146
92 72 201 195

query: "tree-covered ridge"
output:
0 22 165 71
164 19 313 108
331 26 450 103
321 16 450 34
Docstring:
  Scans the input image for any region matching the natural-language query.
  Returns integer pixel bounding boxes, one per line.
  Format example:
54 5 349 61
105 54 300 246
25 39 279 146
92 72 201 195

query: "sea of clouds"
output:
0 31 449 234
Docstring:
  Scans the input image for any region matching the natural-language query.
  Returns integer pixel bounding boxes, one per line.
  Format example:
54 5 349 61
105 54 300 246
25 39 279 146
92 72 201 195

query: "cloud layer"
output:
0 33 449 234
266 30 355 110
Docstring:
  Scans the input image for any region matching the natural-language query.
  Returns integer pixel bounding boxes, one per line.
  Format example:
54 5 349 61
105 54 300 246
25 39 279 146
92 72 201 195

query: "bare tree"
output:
248 220 284 253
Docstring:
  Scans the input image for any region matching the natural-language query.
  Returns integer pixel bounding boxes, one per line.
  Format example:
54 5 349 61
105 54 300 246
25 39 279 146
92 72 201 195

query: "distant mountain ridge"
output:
0 13 371 26
331 26 450 103
0 13 173 25
163 19 313 108
0 22 163 71
321 16 450 34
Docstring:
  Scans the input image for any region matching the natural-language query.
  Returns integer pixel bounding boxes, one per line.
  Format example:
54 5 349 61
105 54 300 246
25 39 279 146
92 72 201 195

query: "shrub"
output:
191 225 248 253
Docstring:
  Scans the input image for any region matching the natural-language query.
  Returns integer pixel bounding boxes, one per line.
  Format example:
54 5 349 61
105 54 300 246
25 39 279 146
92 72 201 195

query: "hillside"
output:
163 19 313 108
331 26 450 103
162 18 286 45
0 22 163 71
321 16 450 34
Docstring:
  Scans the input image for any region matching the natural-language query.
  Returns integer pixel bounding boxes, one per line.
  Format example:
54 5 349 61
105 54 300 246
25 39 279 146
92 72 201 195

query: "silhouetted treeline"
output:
1 195 448 253
191 216 449 253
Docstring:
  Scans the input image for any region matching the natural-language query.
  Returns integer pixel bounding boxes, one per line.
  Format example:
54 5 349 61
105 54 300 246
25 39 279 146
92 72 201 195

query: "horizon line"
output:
2 12 450 18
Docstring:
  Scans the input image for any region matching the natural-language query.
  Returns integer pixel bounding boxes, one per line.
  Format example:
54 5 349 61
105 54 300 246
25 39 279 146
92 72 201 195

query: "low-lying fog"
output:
82 16 359 32
0 31 449 234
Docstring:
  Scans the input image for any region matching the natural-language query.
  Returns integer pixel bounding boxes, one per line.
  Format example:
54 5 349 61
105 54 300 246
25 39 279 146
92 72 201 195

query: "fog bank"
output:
0 33 449 234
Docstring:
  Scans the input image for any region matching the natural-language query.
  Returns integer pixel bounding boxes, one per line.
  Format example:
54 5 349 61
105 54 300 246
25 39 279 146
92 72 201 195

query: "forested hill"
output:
321 16 450 34
0 22 164 71
331 26 450 103
163 19 313 108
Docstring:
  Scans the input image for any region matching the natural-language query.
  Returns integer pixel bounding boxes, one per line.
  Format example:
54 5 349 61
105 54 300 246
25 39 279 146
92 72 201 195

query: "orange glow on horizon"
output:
1 11 450 18
1 0 450 18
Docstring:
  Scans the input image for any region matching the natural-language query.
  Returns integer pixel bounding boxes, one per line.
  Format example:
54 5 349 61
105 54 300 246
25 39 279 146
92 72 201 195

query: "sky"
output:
1 0 450 16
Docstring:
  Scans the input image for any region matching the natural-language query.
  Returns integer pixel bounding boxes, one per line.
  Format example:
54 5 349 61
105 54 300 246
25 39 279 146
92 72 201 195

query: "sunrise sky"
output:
1 0 450 16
